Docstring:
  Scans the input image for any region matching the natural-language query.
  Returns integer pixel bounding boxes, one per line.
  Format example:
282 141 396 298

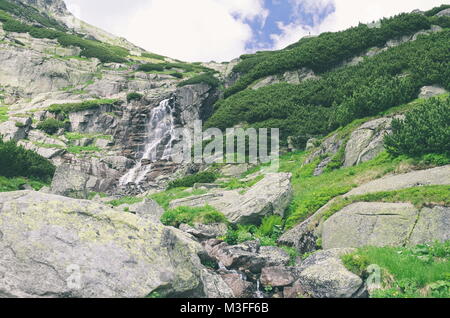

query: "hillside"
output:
0 0 448 299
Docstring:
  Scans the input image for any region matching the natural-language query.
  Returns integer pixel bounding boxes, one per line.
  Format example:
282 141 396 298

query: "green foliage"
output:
0 139 55 182
167 171 218 190
160 205 227 227
220 175 264 190
207 27 450 147
343 242 450 298
0 7 129 63
169 71 183 79
126 92 143 103
66 145 101 154
222 215 283 246
424 4 450 16
226 12 431 96
385 97 450 157
107 196 144 207
0 176 46 192
36 118 66 135
137 63 165 72
141 52 165 60
150 188 207 210
0 0 65 31
48 99 118 114
177 73 220 88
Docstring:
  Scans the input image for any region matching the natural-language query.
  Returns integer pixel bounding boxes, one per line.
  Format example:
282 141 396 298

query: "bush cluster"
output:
126 92 143 103
48 99 118 114
167 171 218 189
36 118 66 135
0 139 55 182
161 205 227 227
385 97 450 157
177 73 220 88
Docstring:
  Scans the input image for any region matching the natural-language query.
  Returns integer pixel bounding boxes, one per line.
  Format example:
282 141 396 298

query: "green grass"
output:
0 176 47 192
107 196 144 207
141 52 166 60
177 73 220 88
0 105 9 123
65 132 112 142
321 186 450 221
67 145 101 154
150 188 207 210
161 205 227 227
220 175 264 190
342 241 450 298
48 99 118 114
167 171 219 190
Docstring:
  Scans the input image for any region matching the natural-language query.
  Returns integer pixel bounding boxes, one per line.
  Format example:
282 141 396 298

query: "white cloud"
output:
272 0 448 50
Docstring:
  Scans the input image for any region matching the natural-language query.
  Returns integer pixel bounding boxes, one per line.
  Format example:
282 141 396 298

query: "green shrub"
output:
385 97 450 157
36 118 66 135
343 242 450 298
178 73 220 88
0 139 55 182
126 92 143 102
169 71 183 79
141 52 165 60
167 171 218 189
161 205 227 227
137 63 165 72
48 99 118 114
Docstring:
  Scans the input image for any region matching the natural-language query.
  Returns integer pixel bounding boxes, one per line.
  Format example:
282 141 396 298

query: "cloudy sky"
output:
63 0 449 62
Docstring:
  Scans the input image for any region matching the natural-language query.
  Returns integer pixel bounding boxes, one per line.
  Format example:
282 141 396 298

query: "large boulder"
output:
344 117 397 167
419 85 448 99
436 8 450 17
0 191 206 298
170 173 293 225
51 164 90 199
322 202 419 249
344 165 450 197
322 203 450 249
296 249 365 298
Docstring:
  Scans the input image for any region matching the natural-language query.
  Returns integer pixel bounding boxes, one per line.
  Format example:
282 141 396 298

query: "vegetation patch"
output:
0 175 47 192
36 118 67 135
385 97 450 158
342 241 450 298
167 171 219 190
177 73 220 88
126 92 143 103
0 139 55 182
48 99 118 114
161 205 227 227
150 188 207 210
221 215 284 246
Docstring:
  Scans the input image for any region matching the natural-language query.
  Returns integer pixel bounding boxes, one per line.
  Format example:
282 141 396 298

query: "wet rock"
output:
260 266 296 287
221 273 254 298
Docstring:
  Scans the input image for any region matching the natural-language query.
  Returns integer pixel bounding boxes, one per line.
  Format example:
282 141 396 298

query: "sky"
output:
63 0 449 62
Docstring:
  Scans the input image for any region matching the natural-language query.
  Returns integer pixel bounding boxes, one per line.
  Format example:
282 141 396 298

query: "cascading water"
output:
119 99 176 187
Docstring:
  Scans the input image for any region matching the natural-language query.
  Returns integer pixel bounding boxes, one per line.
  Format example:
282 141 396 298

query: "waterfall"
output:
119 99 175 186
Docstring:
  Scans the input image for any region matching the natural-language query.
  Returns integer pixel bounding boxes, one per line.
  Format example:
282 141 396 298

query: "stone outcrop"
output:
296 249 365 298
344 117 400 167
170 173 293 225
344 165 450 196
0 191 209 298
280 166 450 253
418 85 448 99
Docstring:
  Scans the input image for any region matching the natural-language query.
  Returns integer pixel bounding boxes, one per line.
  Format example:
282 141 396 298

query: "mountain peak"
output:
12 0 68 15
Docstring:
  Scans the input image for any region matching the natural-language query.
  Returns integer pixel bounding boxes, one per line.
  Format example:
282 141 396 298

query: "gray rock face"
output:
322 202 450 249
436 8 450 17
344 165 450 197
322 202 419 249
296 249 364 298
179 223 228 241
260 266 296 287
344 117 397 167
170 173 293 225
250 68 318 90
121 198 165 224
201 270 235 298
408 206 450 246
221 273 254 298
0 191 206 298
419 85 448 99
50 163 90 199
